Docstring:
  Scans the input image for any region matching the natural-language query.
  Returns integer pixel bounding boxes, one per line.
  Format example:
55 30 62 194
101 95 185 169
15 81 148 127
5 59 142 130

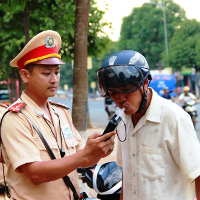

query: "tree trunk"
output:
23 3 30 43
72 0 90 136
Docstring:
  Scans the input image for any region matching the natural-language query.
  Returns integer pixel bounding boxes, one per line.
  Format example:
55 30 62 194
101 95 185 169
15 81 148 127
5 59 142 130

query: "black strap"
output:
19 111 80 200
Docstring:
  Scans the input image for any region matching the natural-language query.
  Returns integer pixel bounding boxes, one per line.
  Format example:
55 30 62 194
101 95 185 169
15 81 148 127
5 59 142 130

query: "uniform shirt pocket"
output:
139 146 165 180
65 137 79 148
34 137 60 160
65 137 79 155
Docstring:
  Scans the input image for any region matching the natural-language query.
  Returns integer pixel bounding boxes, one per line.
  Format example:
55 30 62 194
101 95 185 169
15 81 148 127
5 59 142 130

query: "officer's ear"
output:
20 69 30 83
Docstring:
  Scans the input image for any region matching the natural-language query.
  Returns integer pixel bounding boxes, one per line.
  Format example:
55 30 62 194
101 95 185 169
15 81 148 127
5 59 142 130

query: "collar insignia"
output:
34 107 43 117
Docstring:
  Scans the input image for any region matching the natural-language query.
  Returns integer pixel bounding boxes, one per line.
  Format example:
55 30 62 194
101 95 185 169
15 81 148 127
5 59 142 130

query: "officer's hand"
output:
80 131 116 167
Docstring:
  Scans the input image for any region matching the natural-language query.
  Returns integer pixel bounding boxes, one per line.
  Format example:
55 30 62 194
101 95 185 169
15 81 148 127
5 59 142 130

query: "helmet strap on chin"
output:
135 80 150 114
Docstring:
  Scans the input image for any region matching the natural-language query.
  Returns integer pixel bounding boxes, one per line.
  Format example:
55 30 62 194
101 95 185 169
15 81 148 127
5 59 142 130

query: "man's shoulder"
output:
188 93 196 98
152 90 186 118
0 103 7 116
0 103 8 108
178 93 184 99
8 102 27 113
48 100 69 110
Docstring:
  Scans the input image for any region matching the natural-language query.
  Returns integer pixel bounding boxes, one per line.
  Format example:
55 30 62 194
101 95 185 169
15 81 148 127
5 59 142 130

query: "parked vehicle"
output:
106 103 117 120
184 100 197 129
78 161 122 200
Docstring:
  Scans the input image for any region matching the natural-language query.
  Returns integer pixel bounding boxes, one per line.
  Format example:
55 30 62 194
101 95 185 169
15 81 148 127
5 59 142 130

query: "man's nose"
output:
116 93 126 104
50 73 59 83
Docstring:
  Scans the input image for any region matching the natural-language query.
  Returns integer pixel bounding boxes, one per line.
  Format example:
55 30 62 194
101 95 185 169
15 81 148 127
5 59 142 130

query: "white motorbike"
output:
184 100 198 129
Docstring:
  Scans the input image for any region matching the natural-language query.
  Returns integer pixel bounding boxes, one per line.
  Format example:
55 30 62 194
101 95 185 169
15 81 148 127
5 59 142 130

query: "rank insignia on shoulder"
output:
0 102 8 108
9 102 27 112
49 101 69 110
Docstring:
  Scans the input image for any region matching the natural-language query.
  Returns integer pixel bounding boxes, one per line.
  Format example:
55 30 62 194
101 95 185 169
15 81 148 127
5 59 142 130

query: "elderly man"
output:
97 50 200 200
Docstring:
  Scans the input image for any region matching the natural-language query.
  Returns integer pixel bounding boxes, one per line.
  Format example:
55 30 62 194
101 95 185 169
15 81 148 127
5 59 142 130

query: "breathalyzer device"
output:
102 108 125 140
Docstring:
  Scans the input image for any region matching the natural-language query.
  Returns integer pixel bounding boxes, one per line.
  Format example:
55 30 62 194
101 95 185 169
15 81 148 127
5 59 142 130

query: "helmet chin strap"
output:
135 85 148 114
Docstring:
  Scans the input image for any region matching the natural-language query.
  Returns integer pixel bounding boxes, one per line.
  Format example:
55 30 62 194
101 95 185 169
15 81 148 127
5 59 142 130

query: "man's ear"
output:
20 69 30 83
143 78 149 89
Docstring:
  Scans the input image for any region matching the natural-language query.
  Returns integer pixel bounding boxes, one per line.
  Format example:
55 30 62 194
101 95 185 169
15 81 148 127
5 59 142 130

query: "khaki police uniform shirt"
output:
1 92 85 200
117 88 200 200
0 105 9 200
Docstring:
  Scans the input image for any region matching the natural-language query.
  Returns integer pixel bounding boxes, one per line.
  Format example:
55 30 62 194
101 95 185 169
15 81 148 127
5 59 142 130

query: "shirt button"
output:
134 191 136 194
132 134 135 137
132 153 135 157
133 173 136 177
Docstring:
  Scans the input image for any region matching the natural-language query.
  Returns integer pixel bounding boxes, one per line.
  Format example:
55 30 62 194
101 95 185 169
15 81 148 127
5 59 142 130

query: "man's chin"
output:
47 92 56 98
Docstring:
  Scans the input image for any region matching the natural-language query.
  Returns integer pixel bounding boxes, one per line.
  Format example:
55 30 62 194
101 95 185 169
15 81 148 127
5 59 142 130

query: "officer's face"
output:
23 64 60 99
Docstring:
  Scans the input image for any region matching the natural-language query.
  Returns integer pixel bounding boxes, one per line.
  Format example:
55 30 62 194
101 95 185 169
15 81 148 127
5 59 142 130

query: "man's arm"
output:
20 131 116 185
191 93 197 102
195 176 200 199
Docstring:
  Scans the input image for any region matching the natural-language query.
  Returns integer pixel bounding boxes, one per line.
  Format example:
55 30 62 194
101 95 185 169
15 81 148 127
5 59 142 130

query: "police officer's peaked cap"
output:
10 30 65 71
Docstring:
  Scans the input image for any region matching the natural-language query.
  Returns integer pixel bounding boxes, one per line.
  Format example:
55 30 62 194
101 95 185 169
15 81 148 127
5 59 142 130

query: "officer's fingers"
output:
89 132 102 139
104 144 115 156
100 131 116 142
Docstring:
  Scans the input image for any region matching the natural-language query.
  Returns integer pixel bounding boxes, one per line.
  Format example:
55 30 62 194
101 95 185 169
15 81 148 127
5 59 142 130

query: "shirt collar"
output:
145 87 162 123
20 91 54 121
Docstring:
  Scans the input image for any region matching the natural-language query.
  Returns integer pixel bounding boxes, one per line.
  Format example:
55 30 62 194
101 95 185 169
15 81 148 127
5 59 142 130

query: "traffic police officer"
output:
0 30 116 200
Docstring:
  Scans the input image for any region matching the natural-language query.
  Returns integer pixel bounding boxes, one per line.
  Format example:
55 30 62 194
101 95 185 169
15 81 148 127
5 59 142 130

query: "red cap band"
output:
17 45 59 70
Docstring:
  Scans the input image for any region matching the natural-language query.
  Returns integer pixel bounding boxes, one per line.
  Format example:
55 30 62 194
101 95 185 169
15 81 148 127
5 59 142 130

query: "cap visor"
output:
33 57 65 65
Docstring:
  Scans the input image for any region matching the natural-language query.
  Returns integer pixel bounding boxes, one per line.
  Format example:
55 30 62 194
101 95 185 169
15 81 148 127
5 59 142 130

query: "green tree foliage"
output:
0 0 111 87
60 40 118 93
165 19 200 70
118 0 186 69
195 39 200 68
59 63 73 88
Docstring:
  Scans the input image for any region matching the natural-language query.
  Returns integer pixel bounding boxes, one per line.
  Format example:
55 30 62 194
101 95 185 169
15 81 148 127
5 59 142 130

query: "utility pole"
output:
193 64 199 98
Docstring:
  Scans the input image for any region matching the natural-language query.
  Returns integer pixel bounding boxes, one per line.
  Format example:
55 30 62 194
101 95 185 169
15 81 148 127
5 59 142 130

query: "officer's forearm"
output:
19 150 88 185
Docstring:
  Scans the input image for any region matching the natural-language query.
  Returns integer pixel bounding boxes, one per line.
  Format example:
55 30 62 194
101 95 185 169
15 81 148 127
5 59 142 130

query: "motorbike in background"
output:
184 100 198 129
106 103 117 120
78 161 122 200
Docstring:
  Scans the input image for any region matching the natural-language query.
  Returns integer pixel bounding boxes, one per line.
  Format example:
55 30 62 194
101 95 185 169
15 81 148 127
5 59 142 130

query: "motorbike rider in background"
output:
162 87 174 101
179 86 197 109
105 96 116 120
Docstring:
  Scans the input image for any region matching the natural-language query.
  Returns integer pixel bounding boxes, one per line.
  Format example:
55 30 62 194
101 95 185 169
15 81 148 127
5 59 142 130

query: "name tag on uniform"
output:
61 124 73 140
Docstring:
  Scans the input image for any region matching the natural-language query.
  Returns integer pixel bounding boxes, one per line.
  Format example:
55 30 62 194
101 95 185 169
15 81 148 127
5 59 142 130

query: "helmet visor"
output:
97 65 150 97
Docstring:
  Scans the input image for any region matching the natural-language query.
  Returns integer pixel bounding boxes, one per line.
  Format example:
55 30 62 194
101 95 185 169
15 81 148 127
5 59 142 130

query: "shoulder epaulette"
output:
49 101 69 110
8 102 27 112
0 102 8 108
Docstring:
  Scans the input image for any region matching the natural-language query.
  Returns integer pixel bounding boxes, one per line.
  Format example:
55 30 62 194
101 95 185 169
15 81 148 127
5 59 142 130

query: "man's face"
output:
25 64 60 99
109 87 144 115
184 91 189 95
164 89 168 94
